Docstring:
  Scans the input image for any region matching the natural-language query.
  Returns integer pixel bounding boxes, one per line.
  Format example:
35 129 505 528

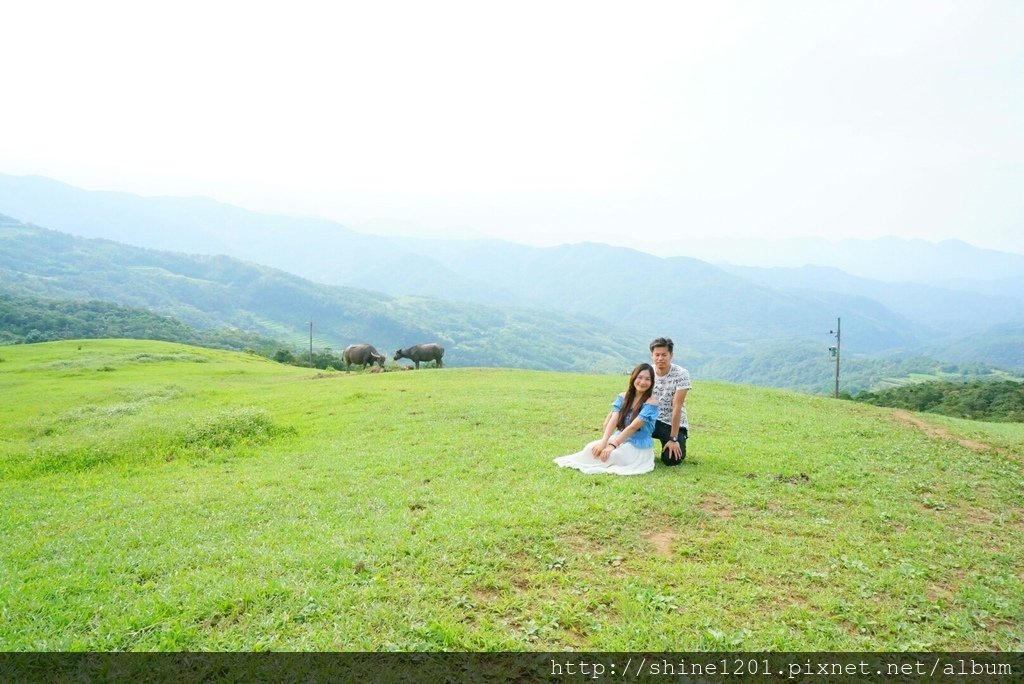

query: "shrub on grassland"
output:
183 407 295 449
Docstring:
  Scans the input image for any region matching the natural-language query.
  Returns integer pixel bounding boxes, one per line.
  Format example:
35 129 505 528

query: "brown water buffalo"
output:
343 343 386 372
394 343 445 369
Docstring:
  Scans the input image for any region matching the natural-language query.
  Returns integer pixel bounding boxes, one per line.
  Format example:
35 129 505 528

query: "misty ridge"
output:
1 172 1023 395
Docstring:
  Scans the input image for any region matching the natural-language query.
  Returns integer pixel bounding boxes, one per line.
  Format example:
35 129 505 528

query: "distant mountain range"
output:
679 235 1024 286
720 264 1024 337
0 216 647 372
1 172 1022 388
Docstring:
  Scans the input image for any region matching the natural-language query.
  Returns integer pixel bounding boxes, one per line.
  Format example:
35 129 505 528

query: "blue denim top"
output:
611 395 659 448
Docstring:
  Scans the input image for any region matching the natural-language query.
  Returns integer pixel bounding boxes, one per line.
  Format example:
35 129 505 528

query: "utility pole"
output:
829 317 841 398
309 321 314 368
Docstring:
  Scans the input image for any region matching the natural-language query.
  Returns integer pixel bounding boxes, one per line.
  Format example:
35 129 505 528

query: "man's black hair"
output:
649 337 674 353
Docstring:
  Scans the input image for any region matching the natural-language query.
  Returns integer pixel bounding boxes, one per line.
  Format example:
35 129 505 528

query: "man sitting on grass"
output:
649 337 691 465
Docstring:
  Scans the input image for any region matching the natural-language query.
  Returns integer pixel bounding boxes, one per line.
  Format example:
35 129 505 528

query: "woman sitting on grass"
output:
554 363 659 476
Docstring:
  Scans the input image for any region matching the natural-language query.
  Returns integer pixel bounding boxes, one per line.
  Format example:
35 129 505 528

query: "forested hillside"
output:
364 239 926 357
0 218 648 372
697 340 1016 396
856 380 1024 422
921 322 1024 371
0 292 281 353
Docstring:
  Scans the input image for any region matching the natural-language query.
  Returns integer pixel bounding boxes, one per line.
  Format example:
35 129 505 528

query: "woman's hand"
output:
591 440 608 457
598 443 615 462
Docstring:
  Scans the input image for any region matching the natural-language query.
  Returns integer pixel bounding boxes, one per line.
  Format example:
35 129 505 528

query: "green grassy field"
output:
1 340 1022 651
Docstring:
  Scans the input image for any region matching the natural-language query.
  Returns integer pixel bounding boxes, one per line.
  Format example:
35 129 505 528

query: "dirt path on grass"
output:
891 410 1017 459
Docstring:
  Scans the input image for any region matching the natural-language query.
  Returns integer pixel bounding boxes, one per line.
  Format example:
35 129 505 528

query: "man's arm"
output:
664 387 688 459
671 388 688 435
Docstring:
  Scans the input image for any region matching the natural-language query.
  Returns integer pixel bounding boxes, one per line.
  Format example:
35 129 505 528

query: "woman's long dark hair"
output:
617 363 655 430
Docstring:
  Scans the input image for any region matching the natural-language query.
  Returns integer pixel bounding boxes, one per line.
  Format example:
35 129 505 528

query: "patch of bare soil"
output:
772 473 811 485
472 588 500 605
698 494 734 520
642 530 678 557
1013 507 1024 531
926 569 968 605
559 534 603 556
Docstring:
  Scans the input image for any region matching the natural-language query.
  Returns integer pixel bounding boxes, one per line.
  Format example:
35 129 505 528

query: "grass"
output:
1 339 1022 651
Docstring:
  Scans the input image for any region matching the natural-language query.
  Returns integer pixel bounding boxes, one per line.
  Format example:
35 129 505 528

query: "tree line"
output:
0 292 386 371
854 380 1024 422
693 340 1010 396
0 293 280 356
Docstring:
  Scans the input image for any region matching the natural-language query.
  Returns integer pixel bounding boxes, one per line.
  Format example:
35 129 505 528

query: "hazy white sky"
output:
2 0 1022 255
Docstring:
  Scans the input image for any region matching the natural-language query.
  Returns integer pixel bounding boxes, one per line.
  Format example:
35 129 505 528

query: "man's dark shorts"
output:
653 420 688 466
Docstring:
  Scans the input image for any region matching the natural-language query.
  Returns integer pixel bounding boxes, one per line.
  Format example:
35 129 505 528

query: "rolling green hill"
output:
698 340 1018 396
2 340 1021 650
0 291 284 352
922 322 1024 371
0 217 648 373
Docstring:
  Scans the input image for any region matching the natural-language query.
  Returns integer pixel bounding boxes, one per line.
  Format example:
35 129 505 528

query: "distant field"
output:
874 369 1020 391
1 340 1022 650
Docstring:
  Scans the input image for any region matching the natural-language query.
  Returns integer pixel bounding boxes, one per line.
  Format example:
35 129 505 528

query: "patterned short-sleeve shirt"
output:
652 364 691 428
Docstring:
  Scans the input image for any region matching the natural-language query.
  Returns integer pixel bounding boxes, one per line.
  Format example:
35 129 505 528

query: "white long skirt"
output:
554 439 655 476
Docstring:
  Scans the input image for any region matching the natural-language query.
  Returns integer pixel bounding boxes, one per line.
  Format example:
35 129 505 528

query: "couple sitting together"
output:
555 337 691 476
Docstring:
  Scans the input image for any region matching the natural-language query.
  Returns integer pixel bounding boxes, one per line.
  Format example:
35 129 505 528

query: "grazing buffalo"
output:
343 344 386 372
394 343 445 369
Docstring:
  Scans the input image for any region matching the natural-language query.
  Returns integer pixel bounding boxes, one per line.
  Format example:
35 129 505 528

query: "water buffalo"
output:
343 343 386 372
394 343 445 369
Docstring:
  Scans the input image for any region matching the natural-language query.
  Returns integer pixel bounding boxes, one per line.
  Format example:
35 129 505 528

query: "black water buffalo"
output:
343 343 386 372
394 343 445 369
